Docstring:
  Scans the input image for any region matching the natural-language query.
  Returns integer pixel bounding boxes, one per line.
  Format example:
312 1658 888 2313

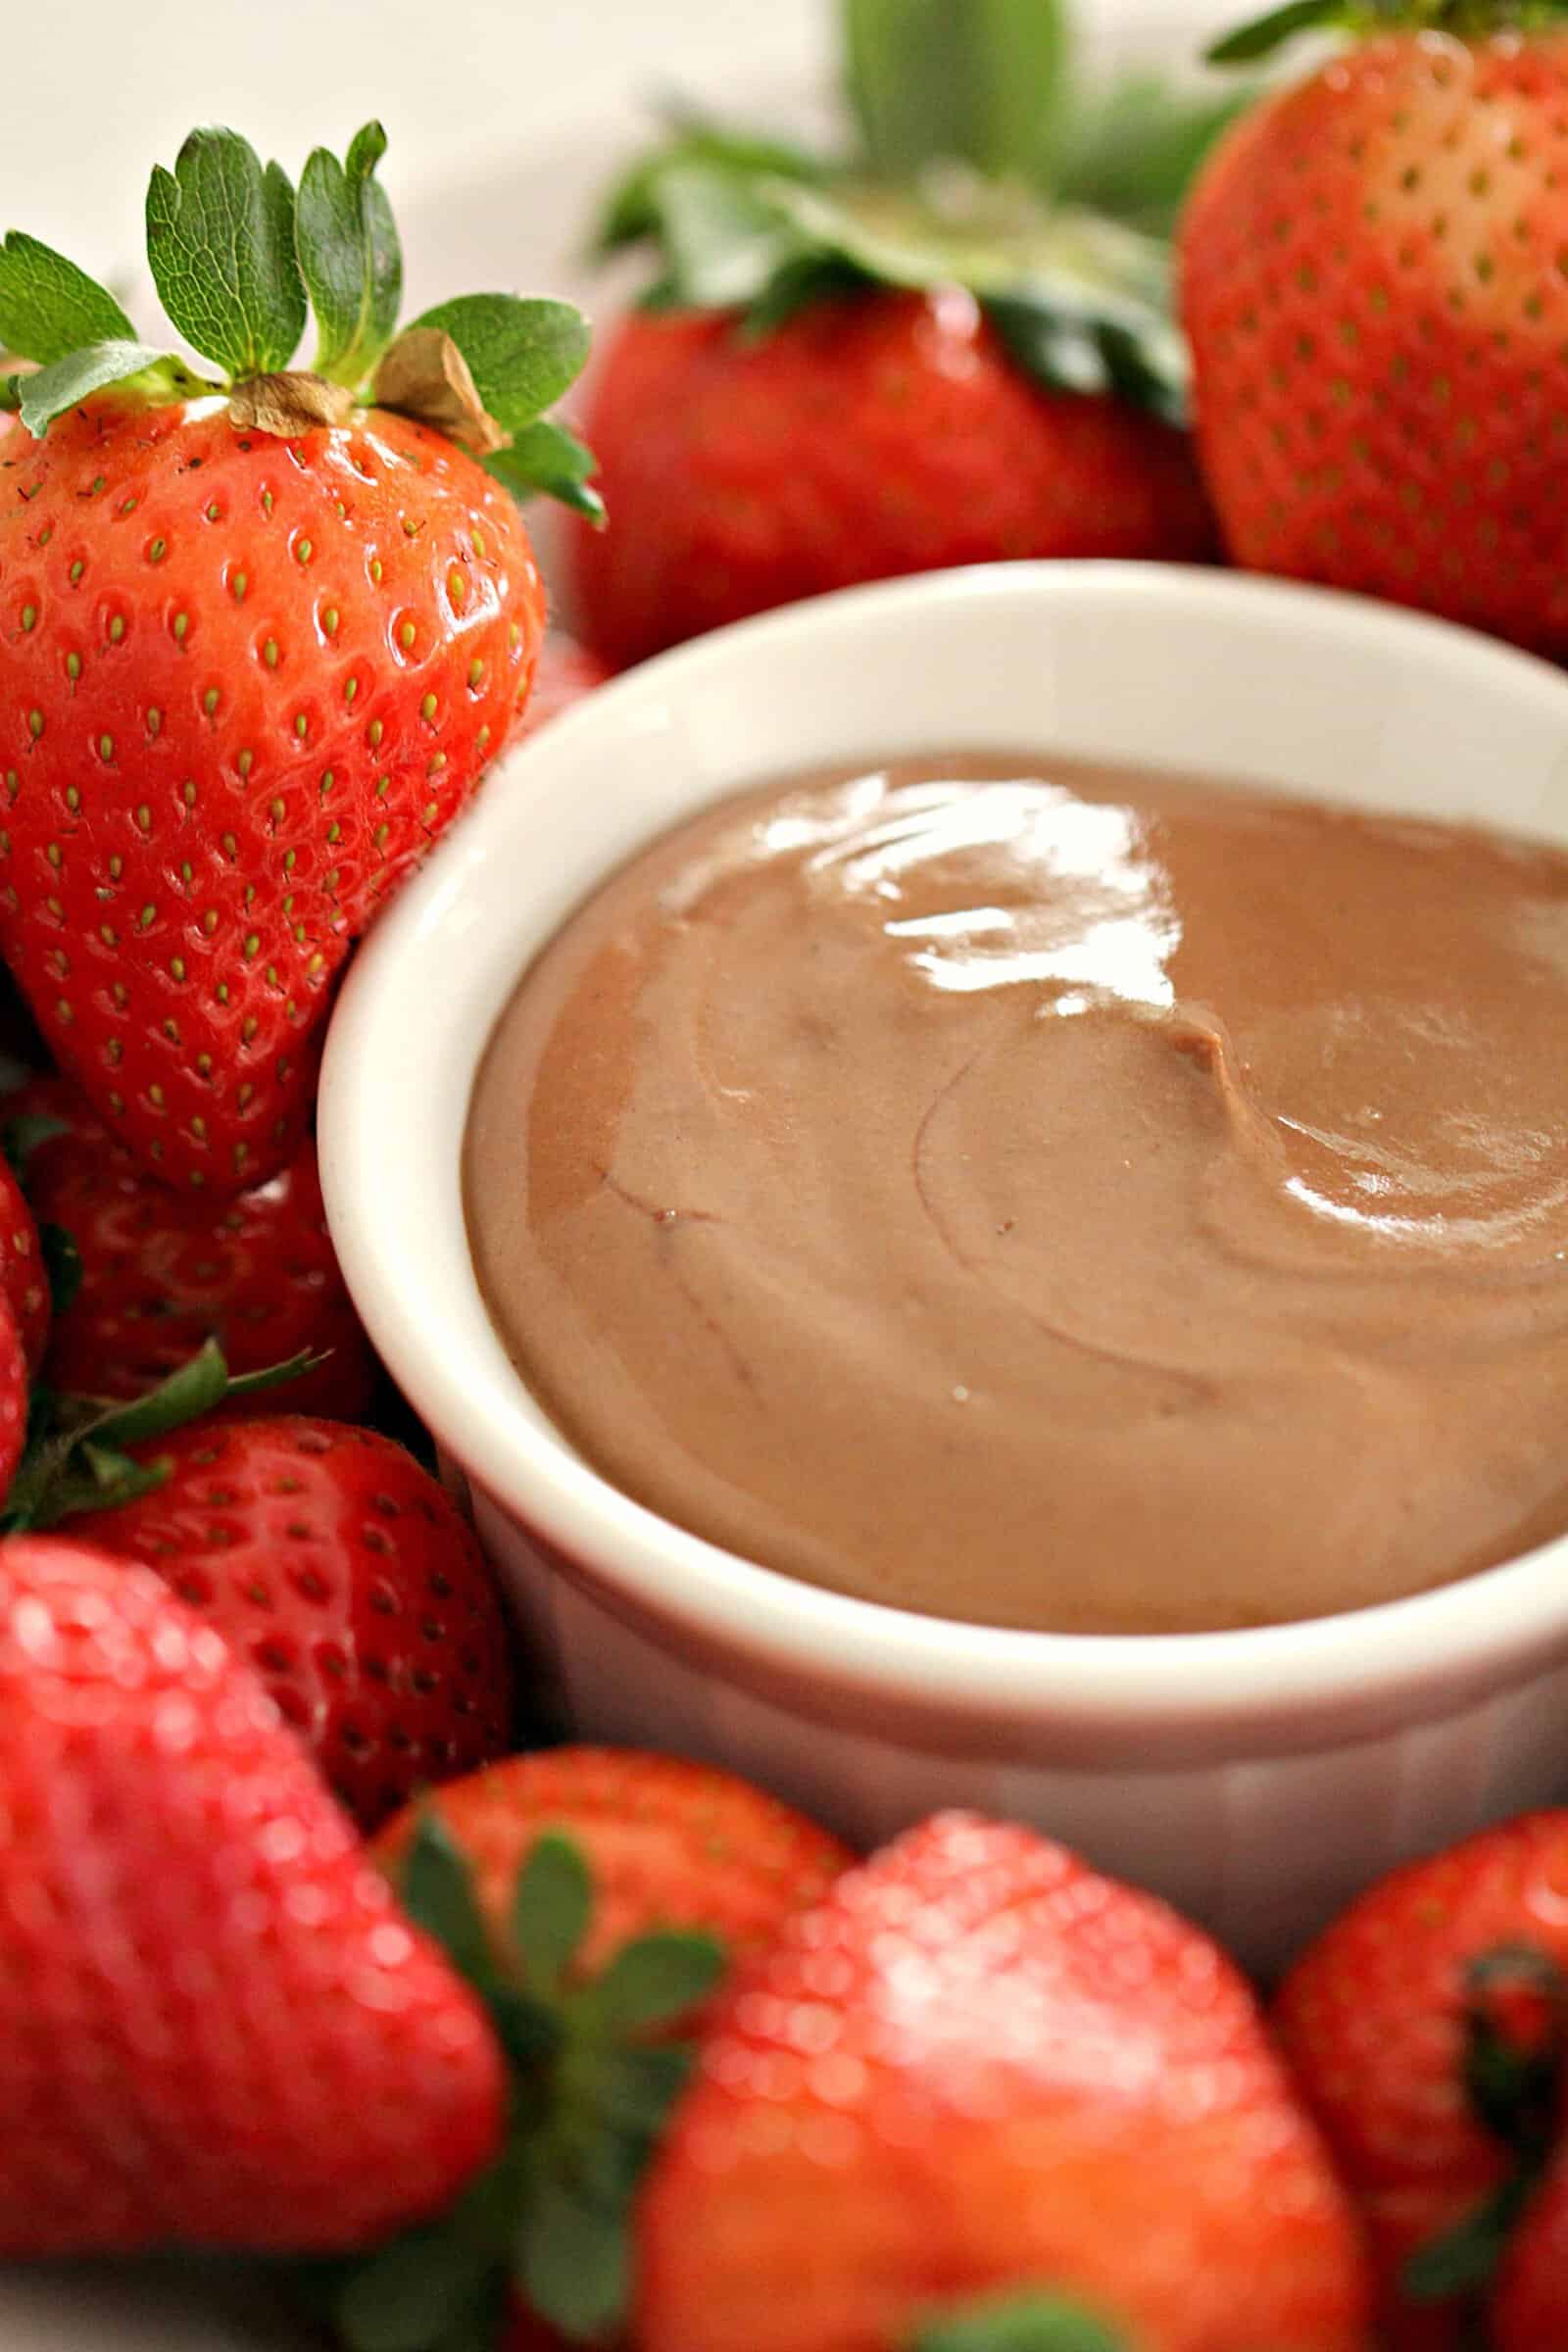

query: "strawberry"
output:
8 1070 375 1419
570 296 1216 668
0 1140 47 1369
1275 1812 1568 2349
1181 15 1568 656
634 1811 1372 2352
325 1748 854 2350
567 7 1232 667
0 1531 504 2252
0 124 597 1190
522 629 612 726
60 1412 515 1833
370 1744 856 1995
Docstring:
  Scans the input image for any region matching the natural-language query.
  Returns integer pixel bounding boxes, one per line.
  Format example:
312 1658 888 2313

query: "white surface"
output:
321 563 1568 1986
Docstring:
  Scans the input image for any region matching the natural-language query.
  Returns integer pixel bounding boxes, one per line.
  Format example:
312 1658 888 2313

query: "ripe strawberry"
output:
9 1071 375 1419
326 1749 854 2350
0 123 595 1191
522 629 612 725
0 1532 504 2253
1275 1812 1568 2349
1181 22 1568 655
0 1144 47 1370
635 1811 1372 2352
371 1744 856 1993
65 1413 514 1832
569 10 1234 667
570 295 1215 668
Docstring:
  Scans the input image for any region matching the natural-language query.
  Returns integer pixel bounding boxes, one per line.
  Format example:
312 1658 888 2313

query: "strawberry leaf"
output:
1054 74 1256 238
0 231 135 364
335 2227 499 2352
146 129 309 378
400 1812 501 1996
1205 0 1347 66
486 420 605 524
18 343 217 439
597 115 832 252
405 294 590 434
515 2175 628 2342
575 1931 725 2033
843 0 1069 187
0 375 20 413
297 121 404 387
911 2292 1128 2351
514 1831 592 1998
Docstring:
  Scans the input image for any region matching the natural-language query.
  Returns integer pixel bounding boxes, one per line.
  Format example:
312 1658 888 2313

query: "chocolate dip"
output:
464 755 1568 1635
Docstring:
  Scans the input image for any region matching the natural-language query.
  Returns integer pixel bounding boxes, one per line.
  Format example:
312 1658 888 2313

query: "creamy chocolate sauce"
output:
464 756 1568 1634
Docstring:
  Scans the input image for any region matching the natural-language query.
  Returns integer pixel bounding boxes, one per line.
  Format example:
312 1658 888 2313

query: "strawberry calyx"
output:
909 2294 1128 2351
0 1334 319 1531
1205 0 1565 66
594 3 1251 422
1406 1943 1567 2308
326 1814 724 2350
0 122 603 520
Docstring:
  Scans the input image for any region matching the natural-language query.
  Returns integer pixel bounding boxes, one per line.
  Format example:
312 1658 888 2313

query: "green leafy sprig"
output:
1404 1943 1567 2313
593 3 1252 422
326 1815 725 2350
0 1336 319 1532
0 123 601 519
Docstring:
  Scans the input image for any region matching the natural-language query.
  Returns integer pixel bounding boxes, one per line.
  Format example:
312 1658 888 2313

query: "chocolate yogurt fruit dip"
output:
465 752 1568 1637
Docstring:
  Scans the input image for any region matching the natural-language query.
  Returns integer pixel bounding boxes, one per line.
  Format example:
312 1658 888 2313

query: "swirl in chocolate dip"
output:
464 754 1568 1635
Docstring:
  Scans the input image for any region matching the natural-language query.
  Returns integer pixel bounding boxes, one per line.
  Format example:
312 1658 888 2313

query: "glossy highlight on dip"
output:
464 753 1568 1635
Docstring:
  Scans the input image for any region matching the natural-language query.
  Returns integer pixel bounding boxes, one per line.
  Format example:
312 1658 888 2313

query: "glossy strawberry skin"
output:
371 1744 855 1988
68 1416 514 1833
0 1147 47 1370
0 1533 504 2253
10 1072 374 1419
636 1811 1371 2352
1181 32 1568 655
1275 1812 1568 2351
569 290 1216 666
0 400 545 1191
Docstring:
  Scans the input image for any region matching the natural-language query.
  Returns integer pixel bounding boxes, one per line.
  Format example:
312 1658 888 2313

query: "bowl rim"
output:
319 560 1568 1734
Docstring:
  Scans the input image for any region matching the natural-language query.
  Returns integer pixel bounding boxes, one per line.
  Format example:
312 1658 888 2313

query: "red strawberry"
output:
0 398 542 1191
0 1532 504 2252
522 628 612 724
370 1743 856 1992
571 294 1215 669
326 1749 855 2350
9 1071 375 1419
634 1811 1372 2352
65 1413 514 1832
0 1145 47 1370
0 124 593 1191
1181 24 1568 656
1275 1811 1568 2349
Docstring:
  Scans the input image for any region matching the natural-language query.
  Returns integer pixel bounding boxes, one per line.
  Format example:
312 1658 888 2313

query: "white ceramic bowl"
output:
318 563 1568 1976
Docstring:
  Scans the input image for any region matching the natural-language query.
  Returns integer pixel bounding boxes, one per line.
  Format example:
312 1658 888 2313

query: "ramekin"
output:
318 563 1568 1974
